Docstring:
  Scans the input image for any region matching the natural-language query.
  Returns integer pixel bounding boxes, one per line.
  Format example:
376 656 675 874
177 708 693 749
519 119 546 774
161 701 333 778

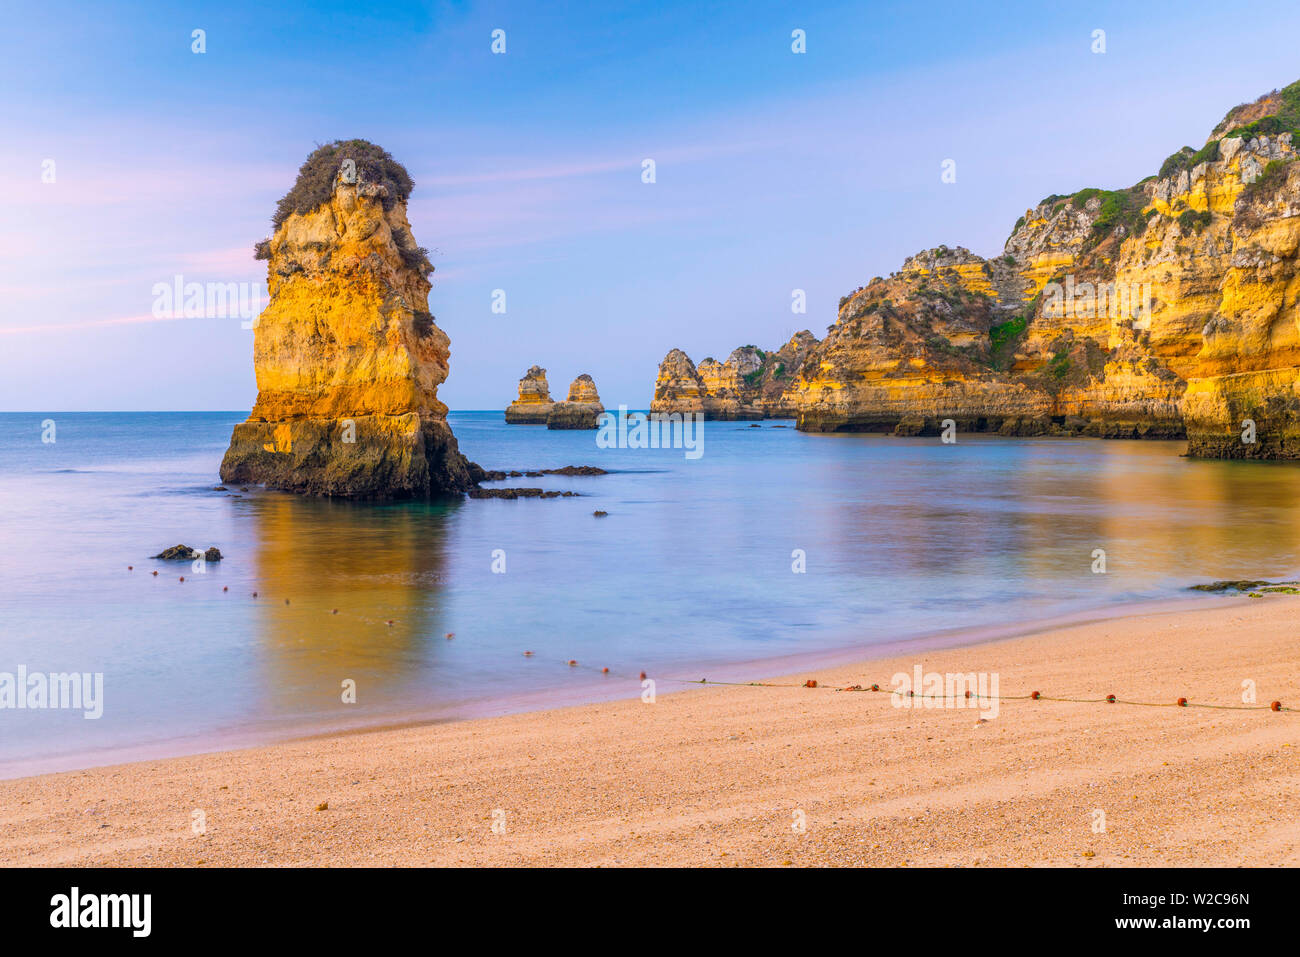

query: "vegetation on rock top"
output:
272 139 415 229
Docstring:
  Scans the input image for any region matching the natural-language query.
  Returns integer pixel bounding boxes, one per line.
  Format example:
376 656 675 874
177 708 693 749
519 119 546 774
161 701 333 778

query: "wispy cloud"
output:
0 312 187 336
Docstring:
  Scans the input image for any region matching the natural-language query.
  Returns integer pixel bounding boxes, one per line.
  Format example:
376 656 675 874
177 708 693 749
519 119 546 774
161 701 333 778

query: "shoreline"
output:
3 593 1297 866
0 588 1262 782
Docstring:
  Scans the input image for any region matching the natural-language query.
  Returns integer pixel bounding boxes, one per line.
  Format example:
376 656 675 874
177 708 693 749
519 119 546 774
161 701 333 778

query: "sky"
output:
4 0 1300 411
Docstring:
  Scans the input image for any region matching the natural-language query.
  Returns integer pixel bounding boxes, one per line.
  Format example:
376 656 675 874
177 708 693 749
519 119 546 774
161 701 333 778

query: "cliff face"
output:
780 79 1300 457
505 365 555 424
221 141 477 497
651 331 819 419
547 374 605 429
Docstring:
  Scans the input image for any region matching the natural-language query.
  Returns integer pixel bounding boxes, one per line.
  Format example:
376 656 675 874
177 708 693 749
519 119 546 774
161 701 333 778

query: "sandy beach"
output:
2 595 1298 868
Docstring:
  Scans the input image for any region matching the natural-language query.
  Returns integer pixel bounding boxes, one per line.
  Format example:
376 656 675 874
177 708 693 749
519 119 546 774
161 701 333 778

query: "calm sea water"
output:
1 411 1297 776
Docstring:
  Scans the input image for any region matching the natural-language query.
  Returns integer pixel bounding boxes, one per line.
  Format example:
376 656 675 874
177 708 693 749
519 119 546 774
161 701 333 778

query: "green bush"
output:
1219 79 1300 142
1047 350 1071 381
272 140 415 229
989 314 1029 359
1159 147 1195 179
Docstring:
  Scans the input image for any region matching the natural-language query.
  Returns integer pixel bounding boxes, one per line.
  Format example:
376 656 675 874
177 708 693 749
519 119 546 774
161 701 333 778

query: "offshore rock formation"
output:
221 141 478 497
780 79 1300 458
547 374 605 429
504 365 555 424
651 332 819 419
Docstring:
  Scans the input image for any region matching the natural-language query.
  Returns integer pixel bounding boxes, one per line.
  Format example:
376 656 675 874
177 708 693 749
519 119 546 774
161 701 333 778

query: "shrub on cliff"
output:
272 140 415 229
1234 158 1295 231
1219 80 1300 141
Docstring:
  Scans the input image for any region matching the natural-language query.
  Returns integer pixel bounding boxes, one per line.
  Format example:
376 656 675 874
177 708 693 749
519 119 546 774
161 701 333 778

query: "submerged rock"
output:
152 544 223 561
467 488 580 499
542 465 607 476
1190 579 1299 592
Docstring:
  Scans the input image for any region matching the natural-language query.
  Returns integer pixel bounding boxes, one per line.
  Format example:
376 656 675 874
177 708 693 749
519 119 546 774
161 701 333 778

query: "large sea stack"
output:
220 140 477 497
504 365 555 424
547 374 605 429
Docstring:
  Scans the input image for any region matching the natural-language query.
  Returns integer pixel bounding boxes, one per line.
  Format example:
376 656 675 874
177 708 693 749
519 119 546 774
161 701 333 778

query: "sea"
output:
1 410 1297 777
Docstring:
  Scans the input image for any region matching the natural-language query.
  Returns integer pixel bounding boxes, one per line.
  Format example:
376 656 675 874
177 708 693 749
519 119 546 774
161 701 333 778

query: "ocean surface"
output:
2 410 1298 777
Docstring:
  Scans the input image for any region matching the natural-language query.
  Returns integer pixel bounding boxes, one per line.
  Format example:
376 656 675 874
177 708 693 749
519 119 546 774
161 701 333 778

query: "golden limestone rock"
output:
547 374 605 429
777 79 1300 456
504 365 555 424
651 349 708 416
650 332 819 419
220 140 479 497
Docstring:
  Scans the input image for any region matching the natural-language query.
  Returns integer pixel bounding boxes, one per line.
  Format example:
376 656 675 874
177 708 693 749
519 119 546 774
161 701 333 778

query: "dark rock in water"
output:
593 510 608 517
468 488 579 499
153 544 223 561
153 544 196 560
1190 579 1298 592
473 465 607 483
213 486 228 491
543 466 608 476
749 423 761 428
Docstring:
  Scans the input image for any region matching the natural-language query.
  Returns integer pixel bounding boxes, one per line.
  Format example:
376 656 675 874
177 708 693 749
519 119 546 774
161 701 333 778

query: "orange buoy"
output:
179 576 185 582
127 565 133 571
222 586 228 592
1177 697 1188 707
870 684 880 692
602 667 610 674
805 679 817 688
568 659 577 667
331 608 338 614
964 690 972 699
1106 694 1116 704
1271 700 1282 712
151 571 158 577
385 619 394 626
523 650 533 656
445 632 455 639
1031 691 1041 700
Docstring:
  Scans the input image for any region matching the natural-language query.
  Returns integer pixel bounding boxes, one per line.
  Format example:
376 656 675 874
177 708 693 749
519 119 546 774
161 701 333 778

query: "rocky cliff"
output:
547 374 605 429
505 365 555 424
778 80 1300 457
220 140 479 497
651 331 819 419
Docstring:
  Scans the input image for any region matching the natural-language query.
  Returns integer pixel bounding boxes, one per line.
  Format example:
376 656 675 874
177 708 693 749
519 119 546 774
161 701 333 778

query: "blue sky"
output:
4 0 1300 410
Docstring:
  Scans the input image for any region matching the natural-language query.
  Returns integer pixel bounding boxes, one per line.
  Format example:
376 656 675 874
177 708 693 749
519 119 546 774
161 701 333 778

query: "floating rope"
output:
561 661 1294 713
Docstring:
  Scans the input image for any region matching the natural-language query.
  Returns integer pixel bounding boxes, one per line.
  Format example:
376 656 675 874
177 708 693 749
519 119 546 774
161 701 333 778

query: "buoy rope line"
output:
132 577 1293 715
557 661 1296 714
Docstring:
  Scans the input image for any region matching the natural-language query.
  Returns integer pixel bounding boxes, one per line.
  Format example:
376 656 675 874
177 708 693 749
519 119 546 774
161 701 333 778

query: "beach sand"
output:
2 596 1298 867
